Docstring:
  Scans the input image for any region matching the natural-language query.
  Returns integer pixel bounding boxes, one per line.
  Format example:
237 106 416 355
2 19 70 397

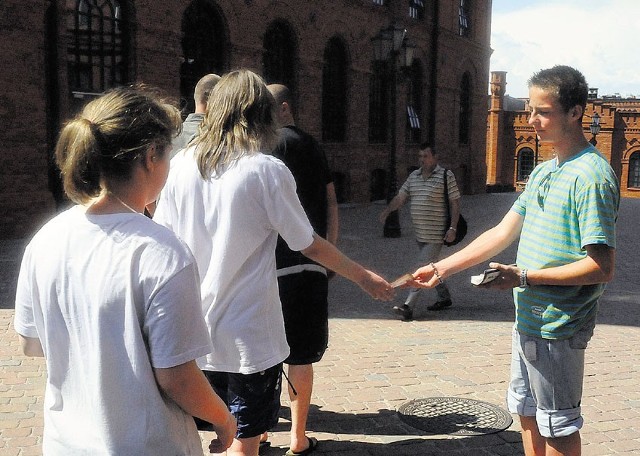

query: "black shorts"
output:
278 270 329 365
195 364 282 438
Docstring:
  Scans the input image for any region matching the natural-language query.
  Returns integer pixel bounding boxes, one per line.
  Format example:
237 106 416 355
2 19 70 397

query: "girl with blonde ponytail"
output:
14 86 236 455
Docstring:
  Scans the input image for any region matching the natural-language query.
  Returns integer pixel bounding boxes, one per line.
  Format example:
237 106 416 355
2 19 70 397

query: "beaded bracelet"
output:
430 262 444 285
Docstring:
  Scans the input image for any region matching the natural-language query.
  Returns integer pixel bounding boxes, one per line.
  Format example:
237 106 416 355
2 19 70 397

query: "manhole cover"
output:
397 397 513 436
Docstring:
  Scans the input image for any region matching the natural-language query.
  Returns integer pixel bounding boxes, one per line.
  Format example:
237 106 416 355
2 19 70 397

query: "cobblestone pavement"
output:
2 193 639 455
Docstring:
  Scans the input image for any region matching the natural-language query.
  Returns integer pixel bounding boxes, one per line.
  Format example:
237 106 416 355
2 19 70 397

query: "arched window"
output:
629 152 640 188
322 37 348 142
459 72 471 144
406 60 423 144
181 0 226 114
67 0 129 95
263 21 296 94
368 61 388 143
517 147 535 182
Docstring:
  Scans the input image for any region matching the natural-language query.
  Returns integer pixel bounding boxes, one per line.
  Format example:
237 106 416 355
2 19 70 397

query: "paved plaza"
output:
1 193 639 455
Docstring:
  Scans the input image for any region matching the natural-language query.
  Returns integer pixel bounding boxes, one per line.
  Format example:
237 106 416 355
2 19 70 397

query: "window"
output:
629 152 640 188
373 0 385 5
322 37 348 142
409 0 425 20
459 0 470 37
517 147 535 182
67 0 128 95
406 60 423 143
368 61 388 143
263 20 296 94
459 72 471 144
180 0 226 114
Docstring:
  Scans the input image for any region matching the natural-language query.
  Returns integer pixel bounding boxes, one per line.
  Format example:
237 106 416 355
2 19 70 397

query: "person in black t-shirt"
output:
267 84 338 456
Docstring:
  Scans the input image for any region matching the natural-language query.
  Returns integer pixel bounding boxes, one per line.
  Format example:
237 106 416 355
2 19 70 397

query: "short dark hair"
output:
419 141 435 154
528 65 588 113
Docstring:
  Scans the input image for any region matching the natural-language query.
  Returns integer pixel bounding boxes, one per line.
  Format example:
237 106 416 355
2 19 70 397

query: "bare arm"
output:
378 192 408 223
526 243 614 286
19 335 44 357
412 210 524 287
443 197 461 244
301 234 393 301
326 182 339 246
154 360 236 453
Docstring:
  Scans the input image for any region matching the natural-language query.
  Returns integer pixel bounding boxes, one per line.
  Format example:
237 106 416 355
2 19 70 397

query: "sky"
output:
490 0 640 98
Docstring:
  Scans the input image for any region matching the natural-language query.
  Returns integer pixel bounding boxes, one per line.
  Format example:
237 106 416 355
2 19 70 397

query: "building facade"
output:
0 0 493 239
486 71 640 198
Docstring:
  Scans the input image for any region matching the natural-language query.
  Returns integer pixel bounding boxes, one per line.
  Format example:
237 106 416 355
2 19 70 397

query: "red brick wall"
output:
0 0 493 238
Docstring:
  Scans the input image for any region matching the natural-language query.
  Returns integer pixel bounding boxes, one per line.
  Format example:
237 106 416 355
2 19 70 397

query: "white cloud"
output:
490 0 640 98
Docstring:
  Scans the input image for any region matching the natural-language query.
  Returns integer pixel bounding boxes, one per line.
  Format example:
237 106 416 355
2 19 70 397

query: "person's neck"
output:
88 187 145 215
421 164 437 176
552 132 591 165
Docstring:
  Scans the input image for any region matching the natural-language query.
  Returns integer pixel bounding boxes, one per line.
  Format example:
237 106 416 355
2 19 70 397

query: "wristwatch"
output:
448 227 456 232
520 269 529 288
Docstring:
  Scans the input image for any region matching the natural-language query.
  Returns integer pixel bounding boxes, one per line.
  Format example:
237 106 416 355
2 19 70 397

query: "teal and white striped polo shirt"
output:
511 146 619 339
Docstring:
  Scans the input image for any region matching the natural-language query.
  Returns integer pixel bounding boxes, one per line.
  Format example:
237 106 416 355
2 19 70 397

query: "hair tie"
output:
81 117 108 150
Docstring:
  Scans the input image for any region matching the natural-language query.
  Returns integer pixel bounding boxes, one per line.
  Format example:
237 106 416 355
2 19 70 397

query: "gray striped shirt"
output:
399 165 461 243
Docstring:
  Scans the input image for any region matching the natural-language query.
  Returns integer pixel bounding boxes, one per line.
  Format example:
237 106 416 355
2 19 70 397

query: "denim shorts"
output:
507 319 595 438
195 363 282 439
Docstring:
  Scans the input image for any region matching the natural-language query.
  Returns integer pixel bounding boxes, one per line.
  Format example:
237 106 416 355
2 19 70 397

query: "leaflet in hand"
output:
470 268 501 286
390 273 414 288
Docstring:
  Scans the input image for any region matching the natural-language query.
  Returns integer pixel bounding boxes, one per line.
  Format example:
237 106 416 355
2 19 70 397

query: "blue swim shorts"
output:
196 363 282 439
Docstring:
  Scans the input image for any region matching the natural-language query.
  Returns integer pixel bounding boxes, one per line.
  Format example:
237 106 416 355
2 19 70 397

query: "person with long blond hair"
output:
154 70 393 456
14 86 236 455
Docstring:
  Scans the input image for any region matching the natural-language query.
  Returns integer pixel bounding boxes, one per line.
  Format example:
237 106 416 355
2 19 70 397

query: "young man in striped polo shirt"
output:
379 142 461 320
409 65 619 456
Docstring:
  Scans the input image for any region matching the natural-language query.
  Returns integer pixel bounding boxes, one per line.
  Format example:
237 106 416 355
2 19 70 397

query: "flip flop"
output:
258 439 271 454
284 436 318 456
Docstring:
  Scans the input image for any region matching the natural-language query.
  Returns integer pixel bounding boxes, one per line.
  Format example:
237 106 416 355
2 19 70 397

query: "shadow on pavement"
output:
268 404 524 456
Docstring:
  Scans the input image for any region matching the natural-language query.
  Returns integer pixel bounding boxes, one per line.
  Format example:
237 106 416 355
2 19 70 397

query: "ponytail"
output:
55 86 181 204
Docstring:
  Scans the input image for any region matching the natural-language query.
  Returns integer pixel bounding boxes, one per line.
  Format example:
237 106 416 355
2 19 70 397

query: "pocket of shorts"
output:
568 323 594 350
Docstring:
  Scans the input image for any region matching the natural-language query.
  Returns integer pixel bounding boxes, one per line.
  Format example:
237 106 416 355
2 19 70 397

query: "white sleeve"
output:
144 263 212 368
263 161 314 252
13 244 39 338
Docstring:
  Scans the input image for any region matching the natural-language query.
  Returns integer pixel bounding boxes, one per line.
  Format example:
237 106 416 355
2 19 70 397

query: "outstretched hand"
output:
407 264 439 289
359 270 395 301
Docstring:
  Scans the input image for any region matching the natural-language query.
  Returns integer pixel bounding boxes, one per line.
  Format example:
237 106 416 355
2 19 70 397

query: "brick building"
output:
0 0 493 239
486 71 640 198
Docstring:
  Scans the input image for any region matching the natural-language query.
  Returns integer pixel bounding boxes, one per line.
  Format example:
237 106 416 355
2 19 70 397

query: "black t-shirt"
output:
272 125 333 268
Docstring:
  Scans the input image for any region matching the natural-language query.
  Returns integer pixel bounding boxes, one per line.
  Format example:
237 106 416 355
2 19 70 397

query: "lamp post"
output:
372 25 415 238
589 111 601 146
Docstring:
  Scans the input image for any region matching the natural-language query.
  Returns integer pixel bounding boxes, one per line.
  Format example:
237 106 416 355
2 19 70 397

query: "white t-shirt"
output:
154 149 314 374
14 206 212 455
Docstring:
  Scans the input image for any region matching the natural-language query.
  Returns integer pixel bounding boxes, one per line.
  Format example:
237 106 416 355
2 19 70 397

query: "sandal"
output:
258 438 270 454
284 436 319 456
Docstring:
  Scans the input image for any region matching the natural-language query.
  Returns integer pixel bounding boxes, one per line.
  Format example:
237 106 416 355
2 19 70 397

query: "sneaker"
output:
427 299 452 311
393 304 413 321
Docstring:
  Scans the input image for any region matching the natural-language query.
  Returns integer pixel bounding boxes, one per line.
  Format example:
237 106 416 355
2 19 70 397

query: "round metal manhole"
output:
397 397 513 436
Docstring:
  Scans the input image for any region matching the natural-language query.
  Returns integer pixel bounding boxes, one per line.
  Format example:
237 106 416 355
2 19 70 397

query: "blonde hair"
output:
55 86 181 204
194 69 279 178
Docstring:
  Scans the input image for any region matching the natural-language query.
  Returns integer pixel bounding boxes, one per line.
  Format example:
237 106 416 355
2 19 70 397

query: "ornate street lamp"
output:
589 111 601 146
372 25 414 238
